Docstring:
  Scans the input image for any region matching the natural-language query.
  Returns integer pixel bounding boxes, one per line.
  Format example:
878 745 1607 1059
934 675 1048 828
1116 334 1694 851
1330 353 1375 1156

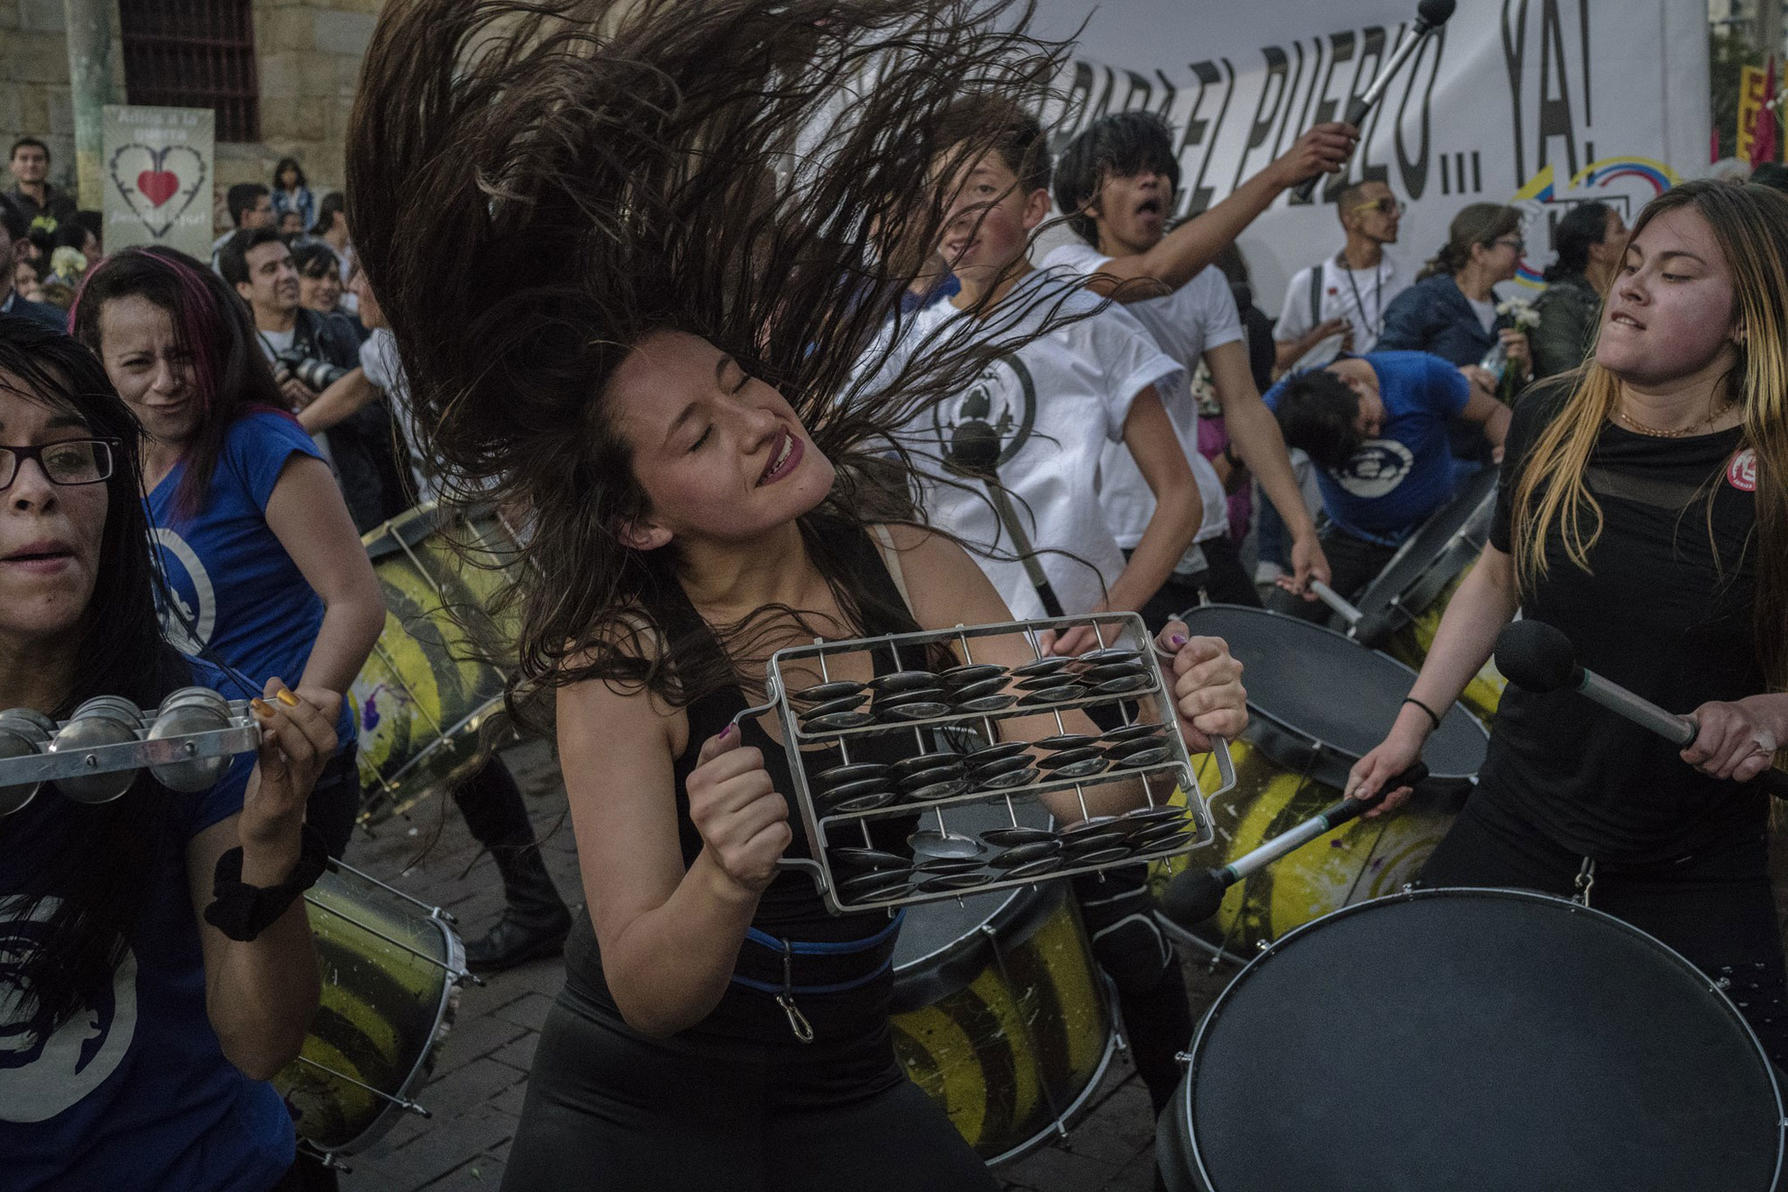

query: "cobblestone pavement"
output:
329 739 1235 1192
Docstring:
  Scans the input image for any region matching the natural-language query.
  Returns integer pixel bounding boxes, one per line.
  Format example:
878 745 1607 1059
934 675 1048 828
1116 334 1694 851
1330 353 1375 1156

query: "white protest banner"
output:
101 105 215 260
1029 0 1710 312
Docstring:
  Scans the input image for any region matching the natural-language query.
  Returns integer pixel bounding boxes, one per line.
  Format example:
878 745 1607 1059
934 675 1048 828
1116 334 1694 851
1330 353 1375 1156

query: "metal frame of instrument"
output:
0 700 259 790
745 612 1234 915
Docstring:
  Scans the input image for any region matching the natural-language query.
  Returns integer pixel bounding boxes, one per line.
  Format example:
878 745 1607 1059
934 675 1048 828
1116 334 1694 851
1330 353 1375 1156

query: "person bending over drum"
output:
348 1 1247 1186
72 248 385 860
1351 180 1788 1065
0 316 338 1190
1262 350 1510 620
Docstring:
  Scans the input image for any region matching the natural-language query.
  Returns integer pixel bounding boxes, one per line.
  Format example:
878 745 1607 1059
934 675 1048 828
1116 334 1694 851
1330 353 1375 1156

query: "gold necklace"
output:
1615 400 1734 439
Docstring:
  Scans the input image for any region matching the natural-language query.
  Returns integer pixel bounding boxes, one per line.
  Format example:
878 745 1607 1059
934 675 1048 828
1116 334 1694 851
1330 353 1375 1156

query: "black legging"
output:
449 755 534 848
1420 791 1788 1069
501 986 997 1192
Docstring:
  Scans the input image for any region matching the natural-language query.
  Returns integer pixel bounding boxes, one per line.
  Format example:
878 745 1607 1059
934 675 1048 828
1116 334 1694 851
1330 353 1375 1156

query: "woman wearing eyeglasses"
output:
71 247 386 860
1380 203 1531 465
0 314 338 1191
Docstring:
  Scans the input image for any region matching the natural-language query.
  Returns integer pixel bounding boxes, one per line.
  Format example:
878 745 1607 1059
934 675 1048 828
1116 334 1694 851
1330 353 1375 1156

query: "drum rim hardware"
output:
732 612 1235 915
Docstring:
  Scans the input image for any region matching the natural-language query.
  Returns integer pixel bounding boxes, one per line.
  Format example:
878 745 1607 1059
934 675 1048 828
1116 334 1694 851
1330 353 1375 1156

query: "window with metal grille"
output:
120 0 260 144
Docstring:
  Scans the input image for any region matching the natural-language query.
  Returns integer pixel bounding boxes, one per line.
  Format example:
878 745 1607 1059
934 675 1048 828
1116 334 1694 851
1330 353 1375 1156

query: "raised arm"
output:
558 674 787 1038
1077 124 1356 299
263 455 386 697
188 682 337 1079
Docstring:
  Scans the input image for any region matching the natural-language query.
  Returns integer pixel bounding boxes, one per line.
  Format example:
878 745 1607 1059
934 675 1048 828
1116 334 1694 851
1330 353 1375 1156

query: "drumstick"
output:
1158 761 1429 929
1289 0 1457 202
1494 620 1788 798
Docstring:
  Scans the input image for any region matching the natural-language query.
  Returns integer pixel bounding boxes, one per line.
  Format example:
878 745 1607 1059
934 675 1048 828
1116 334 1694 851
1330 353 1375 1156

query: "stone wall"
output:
0 0 384 233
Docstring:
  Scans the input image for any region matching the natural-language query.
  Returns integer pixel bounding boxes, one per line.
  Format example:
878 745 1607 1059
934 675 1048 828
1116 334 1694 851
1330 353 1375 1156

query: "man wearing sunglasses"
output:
1273 180 1407 376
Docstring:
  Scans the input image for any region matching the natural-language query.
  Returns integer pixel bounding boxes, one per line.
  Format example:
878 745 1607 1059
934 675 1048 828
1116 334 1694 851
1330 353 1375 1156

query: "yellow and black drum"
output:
890 858 1115 1165
1343 466 1505 722
1152 606 1488 961
274 861 468 1160
351 503 523 822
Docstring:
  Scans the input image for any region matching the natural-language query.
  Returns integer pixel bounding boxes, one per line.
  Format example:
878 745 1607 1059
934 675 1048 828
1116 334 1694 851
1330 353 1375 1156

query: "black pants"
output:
1265 525 1396 624
449 755 534 848
1071 865 1192 1118
502 989 996 1191
1129 536 1262 632
306 744 361 861
1420 792 1788 1069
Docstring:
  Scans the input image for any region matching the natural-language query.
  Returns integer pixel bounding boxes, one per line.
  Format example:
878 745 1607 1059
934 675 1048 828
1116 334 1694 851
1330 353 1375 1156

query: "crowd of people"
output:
2 0 1786 1188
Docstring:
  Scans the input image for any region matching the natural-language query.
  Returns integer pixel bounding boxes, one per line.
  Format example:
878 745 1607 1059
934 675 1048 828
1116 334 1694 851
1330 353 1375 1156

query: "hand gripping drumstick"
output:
1494 619 1788 798
1158 760 1429 929
1290 0 1457 202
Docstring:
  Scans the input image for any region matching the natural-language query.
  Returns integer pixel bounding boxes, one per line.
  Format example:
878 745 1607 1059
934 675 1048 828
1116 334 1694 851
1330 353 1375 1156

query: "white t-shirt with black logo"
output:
861 268 1185 620
1041 243 1238 551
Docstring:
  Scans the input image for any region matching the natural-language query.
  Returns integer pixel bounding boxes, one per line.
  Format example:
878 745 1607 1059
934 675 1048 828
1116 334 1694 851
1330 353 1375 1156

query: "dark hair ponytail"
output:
1417 203 1522 281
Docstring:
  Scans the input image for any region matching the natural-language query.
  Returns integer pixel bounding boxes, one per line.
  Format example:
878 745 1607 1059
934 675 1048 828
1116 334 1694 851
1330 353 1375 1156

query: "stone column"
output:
60 0 115 207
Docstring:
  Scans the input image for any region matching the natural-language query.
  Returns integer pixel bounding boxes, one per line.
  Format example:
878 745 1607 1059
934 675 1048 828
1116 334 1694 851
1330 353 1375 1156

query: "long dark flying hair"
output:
1542 200 1612 283
0 315 191 1041
349 0 1092 714
70 247 288 520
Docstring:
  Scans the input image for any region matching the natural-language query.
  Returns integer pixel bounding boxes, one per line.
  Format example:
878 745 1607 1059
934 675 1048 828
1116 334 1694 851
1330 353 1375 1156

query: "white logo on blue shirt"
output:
1332 438 1415 499
0 897 139 1122
151 528 217 655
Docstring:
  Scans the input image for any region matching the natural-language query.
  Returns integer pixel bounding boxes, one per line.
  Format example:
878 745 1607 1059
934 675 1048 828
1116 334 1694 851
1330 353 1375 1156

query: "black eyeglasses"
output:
0 439 120 491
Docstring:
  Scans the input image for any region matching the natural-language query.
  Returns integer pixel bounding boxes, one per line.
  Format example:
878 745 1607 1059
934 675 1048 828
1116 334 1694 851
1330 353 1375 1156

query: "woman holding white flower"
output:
1380 204 1531 463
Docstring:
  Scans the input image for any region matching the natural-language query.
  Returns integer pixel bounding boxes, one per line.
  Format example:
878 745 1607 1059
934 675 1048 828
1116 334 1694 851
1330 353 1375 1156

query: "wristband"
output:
1401 696 1443 732
204 823 328 942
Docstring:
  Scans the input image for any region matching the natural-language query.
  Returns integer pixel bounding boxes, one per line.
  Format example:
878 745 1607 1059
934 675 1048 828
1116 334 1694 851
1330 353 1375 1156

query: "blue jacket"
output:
1377 273 1496 368
1 292 66 332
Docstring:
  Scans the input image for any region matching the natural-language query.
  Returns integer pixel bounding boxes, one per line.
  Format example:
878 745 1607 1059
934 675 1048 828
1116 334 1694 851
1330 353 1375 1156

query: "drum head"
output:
1180 889 1782 1192
1350 465 1498 630
1180 606 1485 778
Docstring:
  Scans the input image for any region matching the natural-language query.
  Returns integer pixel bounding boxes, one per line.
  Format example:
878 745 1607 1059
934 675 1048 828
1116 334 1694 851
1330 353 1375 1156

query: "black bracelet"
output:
1402 696 1443 732
203 823 329 942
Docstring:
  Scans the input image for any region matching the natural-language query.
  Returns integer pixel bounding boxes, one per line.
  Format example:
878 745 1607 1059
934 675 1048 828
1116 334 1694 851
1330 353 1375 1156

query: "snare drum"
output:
1345 466 1505 720
891 854 1115 1165
1153 606 1486 960
273 861 468 1159
1159 888 1785 1192
352 503 522 821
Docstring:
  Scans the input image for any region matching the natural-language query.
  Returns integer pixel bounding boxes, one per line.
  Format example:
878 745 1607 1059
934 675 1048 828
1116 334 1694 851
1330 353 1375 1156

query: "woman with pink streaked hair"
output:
71 247 385 860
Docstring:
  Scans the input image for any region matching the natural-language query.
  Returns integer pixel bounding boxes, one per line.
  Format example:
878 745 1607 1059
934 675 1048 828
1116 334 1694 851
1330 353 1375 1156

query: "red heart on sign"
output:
137 170 180 208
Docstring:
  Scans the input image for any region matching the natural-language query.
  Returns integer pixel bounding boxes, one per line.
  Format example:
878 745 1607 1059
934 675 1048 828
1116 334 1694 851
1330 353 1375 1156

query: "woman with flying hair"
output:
1352 180 1788 1065
348 0 1247 1185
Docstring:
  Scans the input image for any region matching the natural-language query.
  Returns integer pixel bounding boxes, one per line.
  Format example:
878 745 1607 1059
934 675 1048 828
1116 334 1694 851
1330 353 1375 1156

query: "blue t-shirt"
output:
1264 350 1469 545
148 410 353 741
0 664 295 1190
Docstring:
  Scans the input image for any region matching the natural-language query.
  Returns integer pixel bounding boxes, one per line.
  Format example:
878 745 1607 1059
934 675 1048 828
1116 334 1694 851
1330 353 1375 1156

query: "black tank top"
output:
565 521 929 1047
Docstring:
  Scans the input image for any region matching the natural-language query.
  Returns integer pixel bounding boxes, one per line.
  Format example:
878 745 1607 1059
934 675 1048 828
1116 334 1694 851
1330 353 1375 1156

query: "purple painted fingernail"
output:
719 723 735 740
1169 634 1186 647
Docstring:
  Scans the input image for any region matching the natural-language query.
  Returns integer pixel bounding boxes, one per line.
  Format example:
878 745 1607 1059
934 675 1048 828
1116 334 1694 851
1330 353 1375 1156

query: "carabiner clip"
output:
776 940 815 1044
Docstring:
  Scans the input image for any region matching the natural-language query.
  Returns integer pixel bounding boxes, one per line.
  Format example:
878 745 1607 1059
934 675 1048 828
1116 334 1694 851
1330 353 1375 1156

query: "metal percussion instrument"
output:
0 688 260 813
735 612 1234 915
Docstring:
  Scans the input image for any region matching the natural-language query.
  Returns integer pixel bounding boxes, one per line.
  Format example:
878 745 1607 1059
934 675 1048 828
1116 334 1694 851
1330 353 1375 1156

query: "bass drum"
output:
1152 606 1486 960
891 801 1116 1166
1345 465 1505 721
273 861 468 1161
1159 888 1785 1192
352 503 523 823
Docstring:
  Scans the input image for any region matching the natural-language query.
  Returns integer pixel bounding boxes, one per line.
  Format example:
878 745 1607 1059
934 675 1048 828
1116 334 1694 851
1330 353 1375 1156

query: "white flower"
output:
1495 296 1541 330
